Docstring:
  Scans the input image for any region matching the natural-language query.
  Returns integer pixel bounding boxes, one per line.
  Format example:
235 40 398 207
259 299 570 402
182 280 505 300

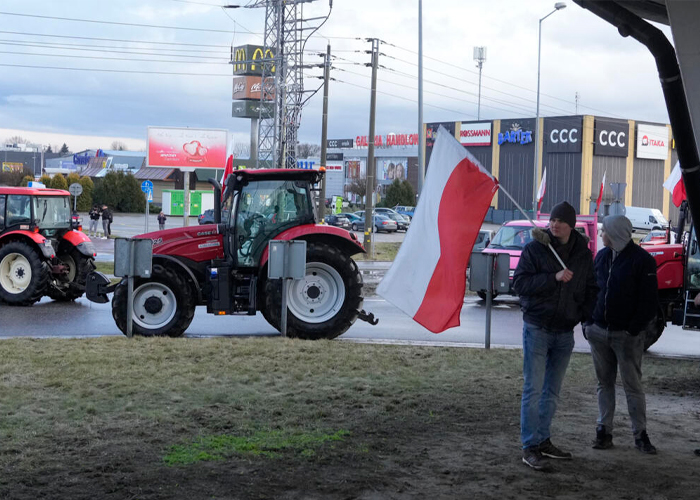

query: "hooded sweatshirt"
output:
591 216 659 334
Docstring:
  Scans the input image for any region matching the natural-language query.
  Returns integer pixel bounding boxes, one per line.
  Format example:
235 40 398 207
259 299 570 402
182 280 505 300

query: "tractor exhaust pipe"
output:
208 178 222 224
574 0 700 244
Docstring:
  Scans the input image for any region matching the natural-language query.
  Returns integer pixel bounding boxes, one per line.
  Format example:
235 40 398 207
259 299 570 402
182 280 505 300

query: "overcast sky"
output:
0 0 673 153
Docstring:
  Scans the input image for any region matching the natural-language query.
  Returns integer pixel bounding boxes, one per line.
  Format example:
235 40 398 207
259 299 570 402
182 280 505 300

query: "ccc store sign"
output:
232 45 275 76
543 117 582 153
594 118 629 157
549 128 578 144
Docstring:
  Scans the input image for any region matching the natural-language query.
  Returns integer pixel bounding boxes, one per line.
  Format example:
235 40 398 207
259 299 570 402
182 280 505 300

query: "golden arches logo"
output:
251 47 263 72
234 48 246 73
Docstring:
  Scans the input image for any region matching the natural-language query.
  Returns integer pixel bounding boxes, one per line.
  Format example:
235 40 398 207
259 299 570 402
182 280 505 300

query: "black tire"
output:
477 290 499 301
46 246 95 301
644 306 666 351
112 264 196 337
352 223 358 231
374 225 379 233
260 242 363 340
0 241 49 306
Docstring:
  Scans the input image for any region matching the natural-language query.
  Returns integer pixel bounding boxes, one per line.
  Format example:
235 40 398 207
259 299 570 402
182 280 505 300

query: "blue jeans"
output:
586 323 647 438
521 323 575 449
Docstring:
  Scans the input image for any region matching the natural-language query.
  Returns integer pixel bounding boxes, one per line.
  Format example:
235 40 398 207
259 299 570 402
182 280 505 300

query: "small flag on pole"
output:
536 168 547 212
595 171 606 214
663 161 687 207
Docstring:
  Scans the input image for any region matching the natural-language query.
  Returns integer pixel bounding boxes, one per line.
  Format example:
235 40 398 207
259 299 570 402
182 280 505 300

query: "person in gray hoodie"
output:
586 215 659 454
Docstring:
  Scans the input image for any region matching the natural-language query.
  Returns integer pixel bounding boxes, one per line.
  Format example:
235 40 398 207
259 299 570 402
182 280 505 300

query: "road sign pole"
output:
145 192 149 233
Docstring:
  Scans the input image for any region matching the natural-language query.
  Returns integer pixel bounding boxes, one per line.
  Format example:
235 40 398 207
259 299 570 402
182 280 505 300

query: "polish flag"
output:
221 154 234 200
663 161 687 207
595 171 606 214
376 127 498 333
537 168 547 211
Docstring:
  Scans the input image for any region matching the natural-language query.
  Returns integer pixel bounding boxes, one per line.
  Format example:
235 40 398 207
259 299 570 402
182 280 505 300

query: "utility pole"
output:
364 38 379 256
473 46 487 120
417 0 424 198
319 43 330 222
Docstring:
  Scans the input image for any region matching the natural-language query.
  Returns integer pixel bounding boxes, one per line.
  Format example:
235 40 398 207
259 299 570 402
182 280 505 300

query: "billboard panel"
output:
232 76 274 101
636 123 668 160
378 158 408 181
594 118 629 157
459 121 492 146
2 162 24 172
147 127 228 170
543 116 582 153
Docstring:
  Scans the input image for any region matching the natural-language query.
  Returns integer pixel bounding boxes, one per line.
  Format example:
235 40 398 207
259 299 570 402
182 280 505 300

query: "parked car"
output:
474 229 493 252
393 205 415 220
325 214 351 230
640 229 676 245
338 212 361 223
198 209 215 225
349 214 398 233
382 211 411 231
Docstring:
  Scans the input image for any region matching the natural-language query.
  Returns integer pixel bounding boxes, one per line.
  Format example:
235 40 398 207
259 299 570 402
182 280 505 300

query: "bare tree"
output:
110 140 128 151
347 176 367 199
297 143 321 158
6 135 29 145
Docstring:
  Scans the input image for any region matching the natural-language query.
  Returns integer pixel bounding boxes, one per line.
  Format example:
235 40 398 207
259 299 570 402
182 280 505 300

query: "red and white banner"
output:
663 161 687 207
459 122 492 147
536 168 547 211
377 127 498 333
595 171 606 214
147 127 228 170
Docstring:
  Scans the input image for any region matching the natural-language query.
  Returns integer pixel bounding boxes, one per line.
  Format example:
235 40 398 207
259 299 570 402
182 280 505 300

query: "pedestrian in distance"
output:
101 205 112 239
88 204 101 238
586 215 660 455
513 201 599 471
157 211 167 231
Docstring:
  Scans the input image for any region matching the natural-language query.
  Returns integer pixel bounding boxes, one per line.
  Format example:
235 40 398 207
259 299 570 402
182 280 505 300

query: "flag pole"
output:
498 184 567 271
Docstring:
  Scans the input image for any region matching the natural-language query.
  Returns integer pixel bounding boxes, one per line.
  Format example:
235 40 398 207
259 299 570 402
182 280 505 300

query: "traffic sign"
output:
69 183 83 197
141 180 154 193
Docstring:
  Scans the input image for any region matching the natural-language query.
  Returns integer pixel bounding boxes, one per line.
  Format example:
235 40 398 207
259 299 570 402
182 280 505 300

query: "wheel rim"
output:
57 254 77 283
286 262 346 324
132 282 177 330
0 252 32 294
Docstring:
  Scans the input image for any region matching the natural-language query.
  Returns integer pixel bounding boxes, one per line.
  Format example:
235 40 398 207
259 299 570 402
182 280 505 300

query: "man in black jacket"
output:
586 215 659 454
513 201 598 471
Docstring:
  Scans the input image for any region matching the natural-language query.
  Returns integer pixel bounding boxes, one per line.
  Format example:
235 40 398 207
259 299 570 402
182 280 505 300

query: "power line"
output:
0 38 231 55
0 50 232 65
0 41 230 59
0 62 232 77
0 30 233 48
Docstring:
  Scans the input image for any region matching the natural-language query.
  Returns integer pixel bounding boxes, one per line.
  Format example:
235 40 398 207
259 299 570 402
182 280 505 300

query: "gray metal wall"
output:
497 118 536 210
591 155 627 210
631 158 665 210
465 146 492 174
540 153 582 212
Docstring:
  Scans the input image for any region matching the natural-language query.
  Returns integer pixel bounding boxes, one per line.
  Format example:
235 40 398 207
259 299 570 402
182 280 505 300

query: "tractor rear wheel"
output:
0 241 49 306
261 242 363 340
47 246 95 301
112 264 195 337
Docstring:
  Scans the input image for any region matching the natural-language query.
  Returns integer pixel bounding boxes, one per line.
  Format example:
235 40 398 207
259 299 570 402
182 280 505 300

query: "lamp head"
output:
554 2 566 10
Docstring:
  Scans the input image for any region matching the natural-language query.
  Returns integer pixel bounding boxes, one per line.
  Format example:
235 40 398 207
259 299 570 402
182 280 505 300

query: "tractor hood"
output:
138 225 224 263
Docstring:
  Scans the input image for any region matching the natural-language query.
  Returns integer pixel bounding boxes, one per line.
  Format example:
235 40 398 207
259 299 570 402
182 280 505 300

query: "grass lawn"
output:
0 338 698 499
354 242 402 261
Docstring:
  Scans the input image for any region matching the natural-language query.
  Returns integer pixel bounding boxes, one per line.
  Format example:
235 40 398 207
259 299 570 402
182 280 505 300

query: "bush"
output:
93 171 146 213
20 175 34 187
384 179 416 208
50 174 68 190
0 167 33 187
77 176 94 211
39 174 52 186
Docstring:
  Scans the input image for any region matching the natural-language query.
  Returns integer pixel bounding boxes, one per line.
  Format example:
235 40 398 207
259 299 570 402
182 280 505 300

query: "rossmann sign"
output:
459 122 492 146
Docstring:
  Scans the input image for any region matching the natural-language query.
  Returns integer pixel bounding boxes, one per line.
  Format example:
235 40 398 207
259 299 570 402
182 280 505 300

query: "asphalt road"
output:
2 293 700 359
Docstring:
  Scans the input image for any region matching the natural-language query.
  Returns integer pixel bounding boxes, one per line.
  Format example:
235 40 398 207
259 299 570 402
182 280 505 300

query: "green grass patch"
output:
93 261 114 275
354 242 402 261
164 429 350 466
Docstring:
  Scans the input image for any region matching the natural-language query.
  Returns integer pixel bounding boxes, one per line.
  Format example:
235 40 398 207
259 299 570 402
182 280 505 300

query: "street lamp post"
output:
532 2 566 213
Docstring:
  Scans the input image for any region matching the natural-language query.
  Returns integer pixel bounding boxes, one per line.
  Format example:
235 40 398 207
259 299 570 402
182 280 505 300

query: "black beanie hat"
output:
550 201 577 228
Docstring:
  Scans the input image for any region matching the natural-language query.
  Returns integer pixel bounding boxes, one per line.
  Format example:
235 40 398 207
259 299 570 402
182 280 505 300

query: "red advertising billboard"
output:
147 127 228 170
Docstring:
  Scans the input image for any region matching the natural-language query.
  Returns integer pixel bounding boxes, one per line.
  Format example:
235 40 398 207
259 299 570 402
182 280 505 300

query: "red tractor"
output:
0 186 96 305
87 169 376 339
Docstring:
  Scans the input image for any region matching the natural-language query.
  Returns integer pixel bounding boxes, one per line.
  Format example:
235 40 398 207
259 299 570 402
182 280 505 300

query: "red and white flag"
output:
663 161 687 207
376 127 498 333
221 154 234 200
595 171 606 214
536 168 547 211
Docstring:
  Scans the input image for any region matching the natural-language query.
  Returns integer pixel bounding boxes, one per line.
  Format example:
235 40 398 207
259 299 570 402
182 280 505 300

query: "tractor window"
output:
235 179 314 266
33 196 71 229
0 195 5 229
5 195 32 227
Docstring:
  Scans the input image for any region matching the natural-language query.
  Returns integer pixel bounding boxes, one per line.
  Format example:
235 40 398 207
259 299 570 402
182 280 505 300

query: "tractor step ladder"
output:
682 290 700 329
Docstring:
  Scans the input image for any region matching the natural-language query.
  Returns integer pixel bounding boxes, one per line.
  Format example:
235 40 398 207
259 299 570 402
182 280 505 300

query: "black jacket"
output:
513 228 598 332
591 242 659 335
157 214 167 224
102 209 113 222
89 208 101 221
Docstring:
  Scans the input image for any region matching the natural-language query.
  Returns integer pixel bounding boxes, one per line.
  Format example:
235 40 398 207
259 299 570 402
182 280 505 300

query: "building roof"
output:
133 167 176 180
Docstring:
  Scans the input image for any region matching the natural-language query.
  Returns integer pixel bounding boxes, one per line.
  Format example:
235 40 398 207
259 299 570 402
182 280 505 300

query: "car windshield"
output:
33 196 71 229
489 225 533 249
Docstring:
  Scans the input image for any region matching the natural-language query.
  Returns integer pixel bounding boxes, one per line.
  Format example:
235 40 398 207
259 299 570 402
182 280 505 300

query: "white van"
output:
624 206 669 231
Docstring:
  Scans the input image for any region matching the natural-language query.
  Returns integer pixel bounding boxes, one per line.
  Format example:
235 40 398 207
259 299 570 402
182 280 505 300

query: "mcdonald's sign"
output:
232 44 275 76
232 76 275 101
232 100 275 119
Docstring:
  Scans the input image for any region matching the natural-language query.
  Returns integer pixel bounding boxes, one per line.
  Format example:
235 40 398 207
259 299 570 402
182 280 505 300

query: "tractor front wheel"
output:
261 242 363 340
0 241 49 306
112 264 195 337
47 246 95 301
